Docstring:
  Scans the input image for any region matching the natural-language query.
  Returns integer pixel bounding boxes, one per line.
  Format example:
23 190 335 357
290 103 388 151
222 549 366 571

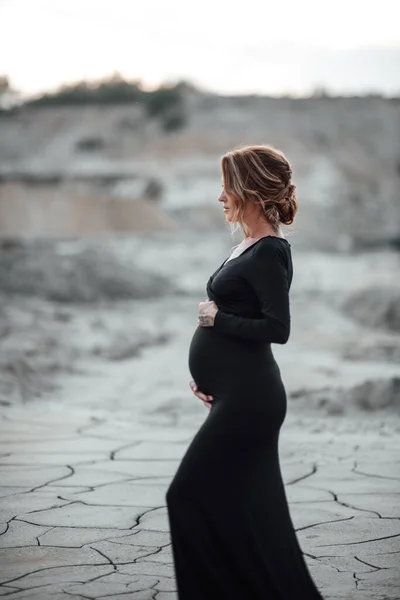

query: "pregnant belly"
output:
188 325 276 397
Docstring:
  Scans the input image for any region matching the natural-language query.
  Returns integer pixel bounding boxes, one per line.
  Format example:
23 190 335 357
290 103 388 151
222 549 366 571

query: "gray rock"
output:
94 329 171 361
342 339 400 363
349 377 400 411
341 286 400 333
290 376 400 413
0 239 175 302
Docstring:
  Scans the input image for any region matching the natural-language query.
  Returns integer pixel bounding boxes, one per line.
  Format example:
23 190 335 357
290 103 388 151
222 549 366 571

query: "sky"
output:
1 0 400 97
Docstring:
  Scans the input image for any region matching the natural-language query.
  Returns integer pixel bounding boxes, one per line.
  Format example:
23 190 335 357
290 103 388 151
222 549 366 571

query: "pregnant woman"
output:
165 145 324 599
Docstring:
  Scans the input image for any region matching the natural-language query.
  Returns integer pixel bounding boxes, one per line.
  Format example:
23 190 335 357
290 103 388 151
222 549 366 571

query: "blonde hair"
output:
221 144 298 236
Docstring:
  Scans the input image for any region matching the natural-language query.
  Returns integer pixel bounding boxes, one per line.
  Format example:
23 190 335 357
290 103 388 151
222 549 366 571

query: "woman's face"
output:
217 187 234 221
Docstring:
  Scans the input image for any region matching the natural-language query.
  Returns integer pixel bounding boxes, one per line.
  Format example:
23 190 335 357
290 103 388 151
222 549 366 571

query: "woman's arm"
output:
213 241 291 343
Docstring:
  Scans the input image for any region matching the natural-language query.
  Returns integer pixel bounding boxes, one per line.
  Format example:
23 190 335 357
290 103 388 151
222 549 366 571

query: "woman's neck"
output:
244 227 280 240
242 216 280 239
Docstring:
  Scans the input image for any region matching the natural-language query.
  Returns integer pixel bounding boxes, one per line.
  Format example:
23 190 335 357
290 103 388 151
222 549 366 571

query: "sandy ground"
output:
1 236 400 599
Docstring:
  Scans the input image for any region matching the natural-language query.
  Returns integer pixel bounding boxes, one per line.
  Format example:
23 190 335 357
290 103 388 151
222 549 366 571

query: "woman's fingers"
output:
189 380 213 404
194 389 211 401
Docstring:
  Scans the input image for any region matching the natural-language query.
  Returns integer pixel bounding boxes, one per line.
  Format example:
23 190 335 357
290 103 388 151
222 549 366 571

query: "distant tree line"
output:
5 74 190 132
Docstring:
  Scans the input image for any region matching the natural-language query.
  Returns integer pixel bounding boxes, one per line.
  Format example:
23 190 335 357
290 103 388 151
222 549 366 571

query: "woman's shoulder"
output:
251 235 291 255
250 236 292 269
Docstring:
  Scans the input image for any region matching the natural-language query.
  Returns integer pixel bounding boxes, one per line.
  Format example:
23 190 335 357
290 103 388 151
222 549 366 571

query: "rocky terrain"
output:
1 230 399 417
0 93 399 597
0 93 399 248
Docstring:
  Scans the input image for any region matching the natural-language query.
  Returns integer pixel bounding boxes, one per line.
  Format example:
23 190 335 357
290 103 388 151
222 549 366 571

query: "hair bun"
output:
287 183 296 200
278 183 297 225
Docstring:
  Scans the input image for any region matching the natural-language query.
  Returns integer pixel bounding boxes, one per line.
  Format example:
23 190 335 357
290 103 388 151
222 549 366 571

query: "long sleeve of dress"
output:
213 241 291 343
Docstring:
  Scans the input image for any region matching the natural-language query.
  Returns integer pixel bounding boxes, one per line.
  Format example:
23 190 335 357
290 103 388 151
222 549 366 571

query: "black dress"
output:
165 235 324 600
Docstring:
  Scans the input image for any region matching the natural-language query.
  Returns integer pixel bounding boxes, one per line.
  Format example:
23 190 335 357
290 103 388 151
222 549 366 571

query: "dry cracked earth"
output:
0 404 399 600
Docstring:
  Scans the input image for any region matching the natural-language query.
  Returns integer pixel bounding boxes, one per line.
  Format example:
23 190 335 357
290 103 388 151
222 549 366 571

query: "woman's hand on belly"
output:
189 379 214 410
198 300 219 327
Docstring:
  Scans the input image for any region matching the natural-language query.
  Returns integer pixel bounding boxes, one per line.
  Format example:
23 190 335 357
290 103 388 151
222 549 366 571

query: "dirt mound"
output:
341 286 400 333
290 376 400 414
0 238 176 302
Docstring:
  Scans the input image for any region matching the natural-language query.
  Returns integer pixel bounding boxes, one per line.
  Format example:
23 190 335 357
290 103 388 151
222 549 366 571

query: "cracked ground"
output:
0 404 399 600
1 277 400 599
